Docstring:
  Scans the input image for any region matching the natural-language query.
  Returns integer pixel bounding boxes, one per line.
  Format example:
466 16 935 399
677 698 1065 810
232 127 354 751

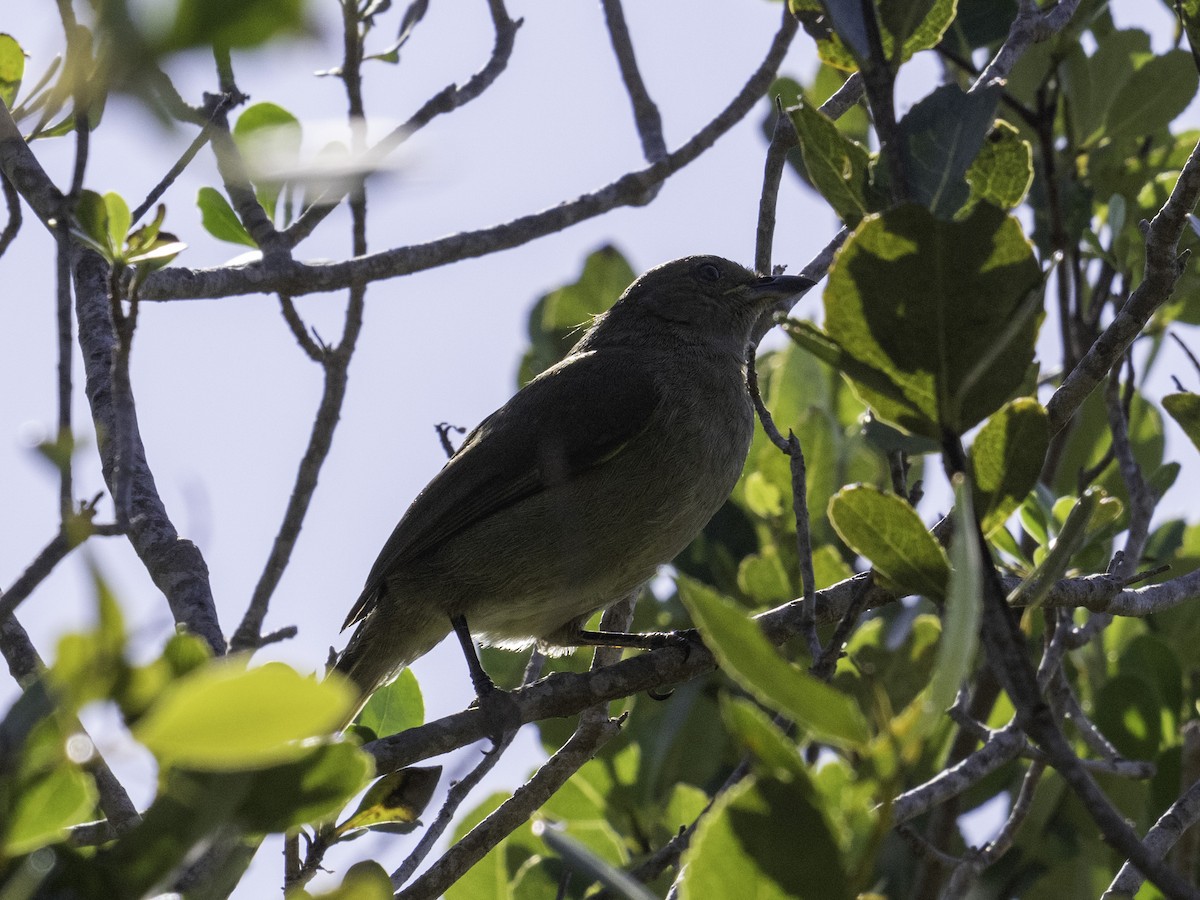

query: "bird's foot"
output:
471 683 522 753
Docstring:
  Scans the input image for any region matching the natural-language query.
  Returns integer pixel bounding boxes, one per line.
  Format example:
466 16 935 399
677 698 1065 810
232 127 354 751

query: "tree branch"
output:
138 7 799 301
73 253 226 654
600 0 667 166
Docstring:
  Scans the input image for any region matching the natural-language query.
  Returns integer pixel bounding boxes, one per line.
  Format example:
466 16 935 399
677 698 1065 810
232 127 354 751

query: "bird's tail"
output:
330 613 446 732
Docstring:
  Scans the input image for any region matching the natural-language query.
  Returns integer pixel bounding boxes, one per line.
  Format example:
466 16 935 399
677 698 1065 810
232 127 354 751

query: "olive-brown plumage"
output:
335 255 812 708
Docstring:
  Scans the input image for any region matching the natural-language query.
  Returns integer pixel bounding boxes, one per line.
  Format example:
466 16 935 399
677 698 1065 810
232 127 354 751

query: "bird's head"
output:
585 255 815 354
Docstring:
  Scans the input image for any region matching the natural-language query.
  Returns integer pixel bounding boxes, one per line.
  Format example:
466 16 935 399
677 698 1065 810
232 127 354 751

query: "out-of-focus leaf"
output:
720 695 806 780
520 245 634 385
159 0 309 52
134 660 356 770
828 485 949 600
922 476 982 731
233 101 301 219
1093 673 1162 760
1103 50 1197 147
677 577 869 749
534 821 657 900
3 765 96 855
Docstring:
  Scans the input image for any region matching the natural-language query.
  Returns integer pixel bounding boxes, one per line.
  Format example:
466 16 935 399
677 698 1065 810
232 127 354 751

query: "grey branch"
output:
1104 776 1200 898
972 0 1084 93
136 8 800 302
393 715 622 899
601 0 667 166
73 253 225 654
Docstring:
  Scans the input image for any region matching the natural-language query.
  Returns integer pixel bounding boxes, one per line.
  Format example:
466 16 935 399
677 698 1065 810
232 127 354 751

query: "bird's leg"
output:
450 614 520 750
450 614 498 696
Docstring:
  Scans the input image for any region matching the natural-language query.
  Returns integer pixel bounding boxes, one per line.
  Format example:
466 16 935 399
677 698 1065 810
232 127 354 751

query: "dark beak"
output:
747 274 818 343
748 273 817 298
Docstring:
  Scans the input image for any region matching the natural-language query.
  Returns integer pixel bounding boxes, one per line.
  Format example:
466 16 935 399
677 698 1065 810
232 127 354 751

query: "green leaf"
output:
74 189 114 258
885 83 1001 218
789 0 954 70
879 0 939 48
828 485 950 600
1061 30 1149 147
241 741 375 832
356 667 423 737
737 545 794 606
822 203 1042 437
102 191 130 258
787 97 876 226
159 0 308 52
720 695 807 780
680 776 847 900
1164 392 1200 454
964 120 1034 213
307 861 395 900
1093 673 1163 760
1009 487 1105 608
923 475 982 731
970 398 1049 534
535 821 657 900
1104 50 1198 147
335 765 441 837
0 33 24 108
233 101 302 220
520 245 634 385
677 577 869 749
3 764 96 855
197 186 257 247
134 660 356 770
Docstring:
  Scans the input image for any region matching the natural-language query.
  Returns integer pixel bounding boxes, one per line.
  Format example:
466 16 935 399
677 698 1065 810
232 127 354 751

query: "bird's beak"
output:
746 273 817 343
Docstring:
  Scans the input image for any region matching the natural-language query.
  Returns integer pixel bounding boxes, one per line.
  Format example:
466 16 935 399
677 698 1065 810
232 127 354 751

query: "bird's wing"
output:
342 349 661 630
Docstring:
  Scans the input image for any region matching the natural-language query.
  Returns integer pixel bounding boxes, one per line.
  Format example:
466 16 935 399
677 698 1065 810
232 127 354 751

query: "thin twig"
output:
1048 137 1200 435
1105 775 1200 898
941 761 1046 896
393 715 622 898
0 173 21 257
130 90 240 226
140 8 800 300
746 358 821 663
285 0 522 246
1170 330 1200 381
600 0 666 166
0 533 71 623
232 0 372 652
971 0 1084 92
754 99 795 275
941 436 1199 900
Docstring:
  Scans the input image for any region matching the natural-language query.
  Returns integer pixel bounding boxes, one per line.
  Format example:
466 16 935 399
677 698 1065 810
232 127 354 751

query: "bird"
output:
333 255 814 717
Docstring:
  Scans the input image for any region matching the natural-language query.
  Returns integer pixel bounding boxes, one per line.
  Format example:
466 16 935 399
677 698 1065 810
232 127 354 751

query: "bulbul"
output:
334 255 813 712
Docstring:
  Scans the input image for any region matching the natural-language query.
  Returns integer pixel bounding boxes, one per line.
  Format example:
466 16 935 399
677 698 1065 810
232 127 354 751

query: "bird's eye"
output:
697 263 721 282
